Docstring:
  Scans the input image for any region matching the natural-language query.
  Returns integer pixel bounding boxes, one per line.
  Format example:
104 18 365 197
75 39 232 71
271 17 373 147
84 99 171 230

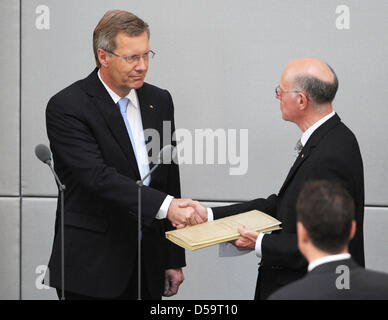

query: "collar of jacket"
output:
279 114 341 195
308 257 358 275
81 68 142 178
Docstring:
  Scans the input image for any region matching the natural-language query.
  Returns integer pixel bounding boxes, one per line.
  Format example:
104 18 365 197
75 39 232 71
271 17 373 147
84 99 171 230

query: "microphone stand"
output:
47 161 66 301
135 162 162 301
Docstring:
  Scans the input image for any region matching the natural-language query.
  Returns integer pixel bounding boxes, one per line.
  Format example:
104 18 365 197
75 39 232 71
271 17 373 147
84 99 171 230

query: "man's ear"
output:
97 48 109 68
298 222 309 241
349 220 357 241
297 92 309 110
297 221 309 253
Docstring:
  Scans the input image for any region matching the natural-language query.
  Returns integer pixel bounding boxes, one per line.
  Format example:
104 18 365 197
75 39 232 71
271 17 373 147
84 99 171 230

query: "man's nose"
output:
135 57 147 71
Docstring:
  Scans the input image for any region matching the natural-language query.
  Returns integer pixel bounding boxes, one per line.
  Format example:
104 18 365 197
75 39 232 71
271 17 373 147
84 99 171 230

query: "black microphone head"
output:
35 144 52 164
159 145 177 164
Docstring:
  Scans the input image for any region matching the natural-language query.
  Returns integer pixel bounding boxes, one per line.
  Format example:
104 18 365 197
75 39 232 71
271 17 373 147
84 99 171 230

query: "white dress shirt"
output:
209 111 336 260
300 111 335 147
98 70 172 219
308 253 351 272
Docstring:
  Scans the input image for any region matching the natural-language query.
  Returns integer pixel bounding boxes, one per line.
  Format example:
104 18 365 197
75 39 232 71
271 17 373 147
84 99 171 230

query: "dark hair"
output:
93 10 150 68
296 180 354 253
294 64 339 104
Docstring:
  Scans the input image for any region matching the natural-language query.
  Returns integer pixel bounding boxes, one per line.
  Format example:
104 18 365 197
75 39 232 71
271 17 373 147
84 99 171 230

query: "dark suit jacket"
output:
268 258 388 300
45 68 185 299
212 114 364 299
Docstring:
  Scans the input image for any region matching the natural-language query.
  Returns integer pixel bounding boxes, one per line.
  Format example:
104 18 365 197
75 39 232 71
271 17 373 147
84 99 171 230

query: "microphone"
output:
35 144 52 164
35 144 66 300
35 144 65 191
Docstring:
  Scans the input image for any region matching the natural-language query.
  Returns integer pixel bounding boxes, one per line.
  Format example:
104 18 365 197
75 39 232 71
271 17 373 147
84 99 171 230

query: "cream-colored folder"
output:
165 210 281 250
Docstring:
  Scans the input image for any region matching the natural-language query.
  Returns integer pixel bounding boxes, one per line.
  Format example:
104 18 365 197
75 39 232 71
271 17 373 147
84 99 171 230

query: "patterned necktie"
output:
117 98 138 162
294 139 303 157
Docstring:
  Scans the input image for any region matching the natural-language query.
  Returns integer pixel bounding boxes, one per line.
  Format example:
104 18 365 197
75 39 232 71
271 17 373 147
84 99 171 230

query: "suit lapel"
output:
82 69 140 178
136 85 160 171
279 114 342 195
279 149 310 195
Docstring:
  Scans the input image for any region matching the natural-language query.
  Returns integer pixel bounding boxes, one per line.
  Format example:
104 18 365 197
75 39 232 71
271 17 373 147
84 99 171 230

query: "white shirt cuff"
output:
207 208 214 222
255 232 266 261
155 195 174 219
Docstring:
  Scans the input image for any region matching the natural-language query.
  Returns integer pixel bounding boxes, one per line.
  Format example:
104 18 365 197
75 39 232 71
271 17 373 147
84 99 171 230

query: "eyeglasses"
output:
275 85 303 98
106 50 155 64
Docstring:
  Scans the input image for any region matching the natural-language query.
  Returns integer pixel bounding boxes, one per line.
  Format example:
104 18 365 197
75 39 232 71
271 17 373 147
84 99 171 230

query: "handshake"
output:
165 198 259 250
166 199 208 229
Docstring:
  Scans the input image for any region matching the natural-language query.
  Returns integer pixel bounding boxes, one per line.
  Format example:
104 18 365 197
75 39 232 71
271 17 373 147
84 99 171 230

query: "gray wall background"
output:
0 0 387 299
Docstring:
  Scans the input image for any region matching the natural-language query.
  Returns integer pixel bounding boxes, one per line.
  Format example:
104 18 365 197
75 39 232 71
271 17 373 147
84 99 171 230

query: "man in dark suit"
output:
269 180 388 300
182 58 365 299
45 10 202 300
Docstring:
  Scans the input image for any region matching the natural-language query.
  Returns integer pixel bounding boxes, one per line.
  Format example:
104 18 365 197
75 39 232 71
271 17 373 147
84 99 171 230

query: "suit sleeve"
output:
261 233 307 270
46 96 167 227
161 90 186 269
211 194 308 270
212 194 278 219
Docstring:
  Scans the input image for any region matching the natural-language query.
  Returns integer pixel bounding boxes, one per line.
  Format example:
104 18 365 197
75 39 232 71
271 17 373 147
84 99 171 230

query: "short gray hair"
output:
294 64 339 104
93 10 150 68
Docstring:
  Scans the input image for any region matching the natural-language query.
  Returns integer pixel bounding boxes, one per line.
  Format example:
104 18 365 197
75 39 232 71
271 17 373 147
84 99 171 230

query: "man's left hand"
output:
233 226 259 250
163 268 184 297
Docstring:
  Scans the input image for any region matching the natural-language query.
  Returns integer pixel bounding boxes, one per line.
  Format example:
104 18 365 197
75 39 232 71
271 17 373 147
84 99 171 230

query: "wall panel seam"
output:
19 0 22 301
8 196 388 209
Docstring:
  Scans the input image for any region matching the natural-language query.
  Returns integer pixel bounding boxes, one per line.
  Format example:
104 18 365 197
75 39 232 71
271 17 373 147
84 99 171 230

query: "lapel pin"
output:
301 154 304 158
149 105 154 109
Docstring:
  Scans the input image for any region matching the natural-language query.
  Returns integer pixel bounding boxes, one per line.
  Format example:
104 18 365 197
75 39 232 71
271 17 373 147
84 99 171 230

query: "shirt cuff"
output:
255 232 266 261
207 208 214 222
155 195 174 219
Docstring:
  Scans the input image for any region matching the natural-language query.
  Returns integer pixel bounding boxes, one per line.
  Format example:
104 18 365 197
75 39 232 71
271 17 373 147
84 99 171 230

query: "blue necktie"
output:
118 98 143 239
117 98 138 162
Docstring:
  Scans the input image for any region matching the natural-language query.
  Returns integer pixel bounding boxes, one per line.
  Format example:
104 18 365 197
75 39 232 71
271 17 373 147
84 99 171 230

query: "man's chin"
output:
130 79 145 89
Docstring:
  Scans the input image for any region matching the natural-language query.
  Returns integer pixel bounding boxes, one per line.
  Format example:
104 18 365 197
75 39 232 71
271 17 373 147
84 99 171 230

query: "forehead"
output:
114 31 150 53
279 68 294 88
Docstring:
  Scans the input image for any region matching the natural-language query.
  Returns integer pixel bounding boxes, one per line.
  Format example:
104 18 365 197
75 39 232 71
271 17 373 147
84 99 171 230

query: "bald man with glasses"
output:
182 58 365 300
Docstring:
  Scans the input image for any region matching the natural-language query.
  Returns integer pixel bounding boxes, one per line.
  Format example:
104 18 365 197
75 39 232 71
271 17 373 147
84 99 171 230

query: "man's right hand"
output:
178 200 208 221
167 198 205 228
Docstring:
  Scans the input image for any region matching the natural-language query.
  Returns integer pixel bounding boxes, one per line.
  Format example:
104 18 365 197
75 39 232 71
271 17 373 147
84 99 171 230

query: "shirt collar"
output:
308 253 351 272
300 111 335 146
97 69 138 108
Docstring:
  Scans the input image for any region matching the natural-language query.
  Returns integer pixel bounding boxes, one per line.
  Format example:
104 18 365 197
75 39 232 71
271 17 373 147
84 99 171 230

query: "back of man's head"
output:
285 58 339 106
294 68 338 105
296 180 355 254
